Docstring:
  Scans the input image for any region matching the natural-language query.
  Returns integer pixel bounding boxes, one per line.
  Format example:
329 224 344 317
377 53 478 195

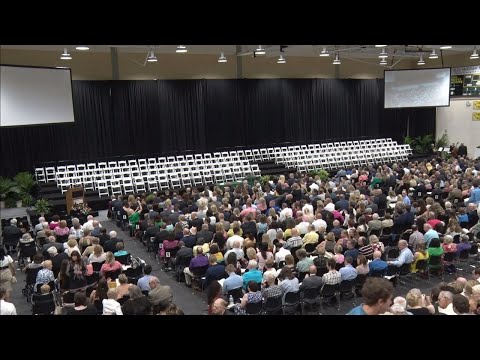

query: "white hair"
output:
109 231 117 238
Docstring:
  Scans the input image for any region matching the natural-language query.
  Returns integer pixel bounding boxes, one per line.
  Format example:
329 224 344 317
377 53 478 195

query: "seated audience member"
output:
147 277 173 309
242 260 263 290
234 281 263 315
299 265 323 291
102 288 123 315
66 291 98 315
99 252 122 278
387 240 414 267
121 285 151 315
339 256 358 281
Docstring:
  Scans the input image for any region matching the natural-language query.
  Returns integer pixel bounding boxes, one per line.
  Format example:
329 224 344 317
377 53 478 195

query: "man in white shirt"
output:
82 215 95 232
279 204 293 222
0 288 17 315
438 291 456 315
312 213 327 232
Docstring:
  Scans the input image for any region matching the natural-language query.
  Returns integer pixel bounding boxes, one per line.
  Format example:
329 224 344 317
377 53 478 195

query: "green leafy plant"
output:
14 172 36 195
435 133 449 149
21 193 35 207
0 177 21 201
309 169 330 182
34 198 52 216
404 134 434 154
5 198 17 208
260 175 271 186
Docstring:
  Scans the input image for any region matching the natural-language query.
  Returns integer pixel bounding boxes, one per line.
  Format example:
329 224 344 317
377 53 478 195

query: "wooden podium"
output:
66 187 85 214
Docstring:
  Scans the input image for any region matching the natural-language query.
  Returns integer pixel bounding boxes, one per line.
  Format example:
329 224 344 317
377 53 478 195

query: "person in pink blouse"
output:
99 252 122 278
54 220 70 237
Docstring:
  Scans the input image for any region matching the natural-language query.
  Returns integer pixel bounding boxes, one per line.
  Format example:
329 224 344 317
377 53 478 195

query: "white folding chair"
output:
35 168 46 183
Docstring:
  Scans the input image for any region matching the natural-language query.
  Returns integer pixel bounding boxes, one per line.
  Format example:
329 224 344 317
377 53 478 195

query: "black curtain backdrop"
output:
0 79 435 177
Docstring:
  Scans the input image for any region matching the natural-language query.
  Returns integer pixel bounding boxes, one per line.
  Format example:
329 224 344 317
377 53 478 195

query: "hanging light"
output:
470 47 479 60
319 47 330 57
255 45 265 55
60 48 72 60
429 49 438 59
379 48 388 58
333 53 340 65
277 54 286 64
147 51 157 62
176 45 187 53
75 46 89 51
417 54 425 65
218 52 227 63
380 58 387 66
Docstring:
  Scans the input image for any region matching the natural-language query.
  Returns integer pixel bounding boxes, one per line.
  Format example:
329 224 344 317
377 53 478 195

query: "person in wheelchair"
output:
17 233 38 269
34 260 55 291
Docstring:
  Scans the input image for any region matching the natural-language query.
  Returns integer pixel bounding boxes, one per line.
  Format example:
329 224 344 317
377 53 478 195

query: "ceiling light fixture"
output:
429 49 438 59
439 45 452 50
333 53 341 65
218 52 227 63
417 55 425 65
147 51 158 62
379 48 388 58
319 47 330 57
375 45 387 48
277 54 286 64
380 58 387 66
470 47 479 60
255 45 266 55
60 48 72 60
176 45 187 53
75 46 90 51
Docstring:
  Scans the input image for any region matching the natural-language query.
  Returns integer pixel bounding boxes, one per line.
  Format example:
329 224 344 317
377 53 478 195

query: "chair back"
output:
428 255 442 268
369 268 386 277
105 268 122 280
443 252 456 263
227 287 244 303
301 287 319 301
355 274 367 293
32 292 56 315
191 265 209 277
26 267 43 286
263 295 283 314
415 259 428 272
91 261 105 272
304 243 316 253
115 254 131 265
245 301 263 315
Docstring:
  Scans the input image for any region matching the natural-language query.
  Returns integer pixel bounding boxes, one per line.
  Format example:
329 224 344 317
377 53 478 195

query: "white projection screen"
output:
384 68 451 109
0 65 75 127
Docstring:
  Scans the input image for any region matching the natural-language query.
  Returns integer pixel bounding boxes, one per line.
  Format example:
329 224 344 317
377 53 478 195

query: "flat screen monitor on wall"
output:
384 68 451 109
0 65 75 127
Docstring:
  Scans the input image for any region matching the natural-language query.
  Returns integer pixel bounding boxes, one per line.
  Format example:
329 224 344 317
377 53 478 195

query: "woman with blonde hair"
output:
405 288 434 315
410 242 429 273
369 235 384 254
88 244 106 264
115 273 132 300
65 236 81 257
99 251 122 278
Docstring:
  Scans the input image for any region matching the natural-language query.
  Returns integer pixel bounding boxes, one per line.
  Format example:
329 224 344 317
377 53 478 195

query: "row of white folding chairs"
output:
288 149 409 172
96 164 262 197
50 159 258 188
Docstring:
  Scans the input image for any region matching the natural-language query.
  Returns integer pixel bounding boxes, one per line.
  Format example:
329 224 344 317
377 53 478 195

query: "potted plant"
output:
0 177 21 208
34 198 52 217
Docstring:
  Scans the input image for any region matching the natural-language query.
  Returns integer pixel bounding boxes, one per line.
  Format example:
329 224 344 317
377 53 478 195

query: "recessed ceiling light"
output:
375 45 387 47
439 45 452 50
75 46 90 51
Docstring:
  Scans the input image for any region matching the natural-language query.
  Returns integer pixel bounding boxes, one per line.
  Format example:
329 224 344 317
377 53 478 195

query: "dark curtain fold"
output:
0 79 435 177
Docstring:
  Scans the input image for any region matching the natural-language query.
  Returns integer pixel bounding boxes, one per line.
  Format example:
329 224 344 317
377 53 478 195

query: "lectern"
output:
66 187 85 214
